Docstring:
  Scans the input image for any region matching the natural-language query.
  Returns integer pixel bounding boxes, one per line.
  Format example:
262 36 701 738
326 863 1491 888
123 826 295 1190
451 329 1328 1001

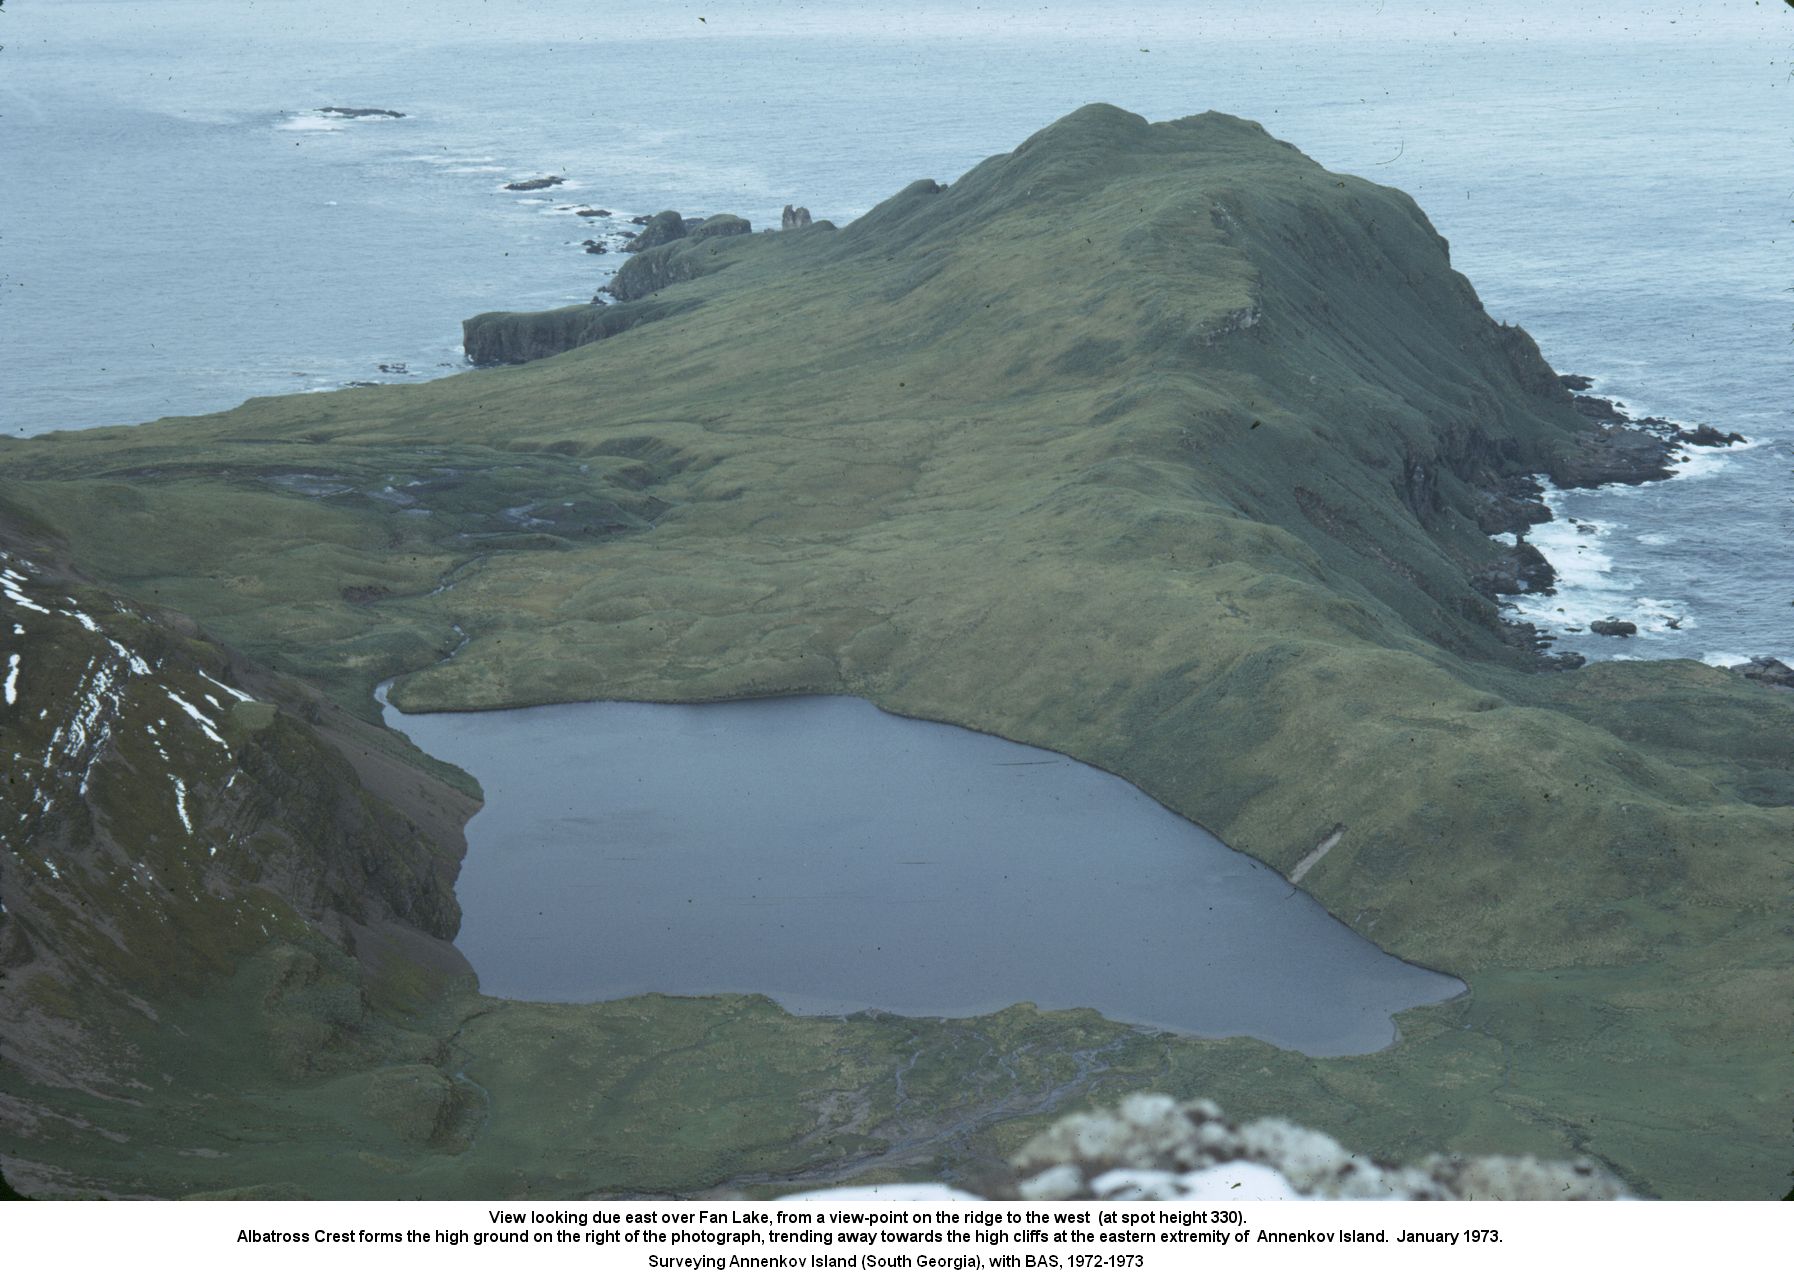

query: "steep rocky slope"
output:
0 520 478 1196
0 106 1787 1198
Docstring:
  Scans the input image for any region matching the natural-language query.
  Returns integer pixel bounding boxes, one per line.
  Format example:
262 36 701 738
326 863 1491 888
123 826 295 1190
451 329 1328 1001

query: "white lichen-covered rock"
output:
1089 1164 1300 1202
1167 1163 1301 1201
780 1094 1630 1203
1016 1164 1085 1201
1008 1094 1629 1201
779 1183 981 1202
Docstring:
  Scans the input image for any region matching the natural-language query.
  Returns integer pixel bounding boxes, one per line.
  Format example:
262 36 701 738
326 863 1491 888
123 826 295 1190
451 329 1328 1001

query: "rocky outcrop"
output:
1589 618 1638 637
1731 656 1794 689
1002 1094 1629 1201
319 106 405 118
1474 474 1553 535
782 204 813 229
605 234 748 302
687 213 751 242
1471 540 1555 598
1552 422 1675 487
1675 423 1746 447
623 210 687 252
504 175 564 192
462 296 696 365
1571 393 1628 421
777 1093 1632 1202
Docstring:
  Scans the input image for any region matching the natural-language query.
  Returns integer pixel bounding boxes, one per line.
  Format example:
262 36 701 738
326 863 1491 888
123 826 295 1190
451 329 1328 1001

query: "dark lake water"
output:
379 692 1463 1056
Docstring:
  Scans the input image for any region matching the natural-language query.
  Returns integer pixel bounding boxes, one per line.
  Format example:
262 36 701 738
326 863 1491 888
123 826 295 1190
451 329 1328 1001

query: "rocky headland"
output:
2 105 1788 1200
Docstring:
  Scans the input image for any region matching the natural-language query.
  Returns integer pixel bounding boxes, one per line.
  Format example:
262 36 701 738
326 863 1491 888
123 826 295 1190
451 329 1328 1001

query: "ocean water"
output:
380 692 1463 1055
3 0 1788 666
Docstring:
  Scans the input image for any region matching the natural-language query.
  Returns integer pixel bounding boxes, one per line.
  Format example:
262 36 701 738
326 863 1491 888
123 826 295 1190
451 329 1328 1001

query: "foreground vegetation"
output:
1 107 1787 1198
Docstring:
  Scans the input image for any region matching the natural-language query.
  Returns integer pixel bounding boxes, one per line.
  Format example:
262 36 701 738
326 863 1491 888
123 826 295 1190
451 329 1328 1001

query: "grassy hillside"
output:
1 106 1787 1198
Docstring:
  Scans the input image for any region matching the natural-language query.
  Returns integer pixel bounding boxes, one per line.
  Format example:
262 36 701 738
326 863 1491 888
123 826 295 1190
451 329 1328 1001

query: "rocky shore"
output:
454 194 833 362
1472 372 1753 666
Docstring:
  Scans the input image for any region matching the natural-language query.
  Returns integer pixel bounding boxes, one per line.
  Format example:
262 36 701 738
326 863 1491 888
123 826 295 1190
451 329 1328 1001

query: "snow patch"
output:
4 653 18 705
199 670 256 703
172 777 193 834
1 571 50 614
166 691 228 749
106 639 153 676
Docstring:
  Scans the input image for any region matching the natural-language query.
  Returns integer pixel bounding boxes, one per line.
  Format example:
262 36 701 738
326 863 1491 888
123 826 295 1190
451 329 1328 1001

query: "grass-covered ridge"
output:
1 106 1788 1198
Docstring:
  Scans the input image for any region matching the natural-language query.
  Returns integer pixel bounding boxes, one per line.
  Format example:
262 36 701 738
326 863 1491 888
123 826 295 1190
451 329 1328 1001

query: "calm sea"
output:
3 0 1788 665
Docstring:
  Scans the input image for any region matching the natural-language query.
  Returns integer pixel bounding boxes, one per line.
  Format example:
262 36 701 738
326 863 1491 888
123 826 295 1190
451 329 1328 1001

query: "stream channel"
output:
378 692 1464 1056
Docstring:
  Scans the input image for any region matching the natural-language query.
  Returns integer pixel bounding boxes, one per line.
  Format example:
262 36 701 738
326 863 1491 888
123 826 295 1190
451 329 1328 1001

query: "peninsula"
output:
0 106 1787 1200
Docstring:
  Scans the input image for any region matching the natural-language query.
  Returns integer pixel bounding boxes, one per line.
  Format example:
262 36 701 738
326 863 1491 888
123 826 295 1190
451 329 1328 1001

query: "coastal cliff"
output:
1 106 1787 1199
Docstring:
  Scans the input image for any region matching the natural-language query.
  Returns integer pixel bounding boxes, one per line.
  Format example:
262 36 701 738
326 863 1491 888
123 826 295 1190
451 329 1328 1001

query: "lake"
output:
379 692 1463 1056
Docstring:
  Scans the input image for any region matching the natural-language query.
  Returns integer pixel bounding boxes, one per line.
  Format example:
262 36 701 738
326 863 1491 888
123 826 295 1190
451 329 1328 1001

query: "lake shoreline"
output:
378 690 1465 1057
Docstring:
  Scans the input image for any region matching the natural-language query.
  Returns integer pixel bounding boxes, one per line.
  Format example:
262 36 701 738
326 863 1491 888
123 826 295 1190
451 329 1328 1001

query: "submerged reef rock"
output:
319 106 406 118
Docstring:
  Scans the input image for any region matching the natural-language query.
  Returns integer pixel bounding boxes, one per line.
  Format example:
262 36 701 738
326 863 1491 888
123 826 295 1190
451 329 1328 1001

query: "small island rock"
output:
1674 423 1746 447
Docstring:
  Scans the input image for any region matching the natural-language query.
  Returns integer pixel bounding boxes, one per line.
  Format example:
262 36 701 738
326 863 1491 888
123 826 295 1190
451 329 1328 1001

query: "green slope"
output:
1 106 1787 1198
